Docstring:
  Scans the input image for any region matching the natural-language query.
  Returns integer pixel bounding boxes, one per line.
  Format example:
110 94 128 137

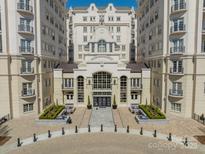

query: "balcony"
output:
171 3 186 15
170 25 186 35
21 89 35 98
169 68 184 76
169 89 183 98
170 46 185 55
17 2 33 15
18 25 33 35
20 67 34 76
62 84 73 91
19 46 34 55
131 84 143 91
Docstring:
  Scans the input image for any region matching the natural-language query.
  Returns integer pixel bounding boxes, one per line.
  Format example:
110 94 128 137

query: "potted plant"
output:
112 95 117 109
87 96 92 109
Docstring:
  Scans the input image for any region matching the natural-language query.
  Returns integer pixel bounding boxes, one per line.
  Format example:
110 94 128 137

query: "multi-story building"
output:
0 0 67 118
54 3 151 108
137 0 205 118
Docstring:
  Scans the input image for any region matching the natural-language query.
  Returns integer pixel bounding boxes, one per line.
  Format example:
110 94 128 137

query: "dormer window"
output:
110 6 112 11
92 6 94 11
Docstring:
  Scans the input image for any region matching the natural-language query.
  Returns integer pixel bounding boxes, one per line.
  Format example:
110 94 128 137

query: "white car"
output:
129 103 139 114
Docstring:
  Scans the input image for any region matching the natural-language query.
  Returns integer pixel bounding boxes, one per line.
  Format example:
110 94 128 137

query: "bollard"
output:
75 125 78 133
33 133 37 142
168 133 172 141
127 125 129 133
114 124 117 132
48 130 51 138
62 127 65 135
140 127 143 135
153 130 157 137
184 138 188 146
101 124 103 132
88 125 91 132
17 138 21 147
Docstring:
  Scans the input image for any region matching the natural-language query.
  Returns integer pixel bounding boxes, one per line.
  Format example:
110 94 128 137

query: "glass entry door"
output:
93 97 111 107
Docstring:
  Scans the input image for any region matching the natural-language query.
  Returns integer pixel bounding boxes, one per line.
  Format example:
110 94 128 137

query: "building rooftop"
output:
55 63 78 73
126 62 149 73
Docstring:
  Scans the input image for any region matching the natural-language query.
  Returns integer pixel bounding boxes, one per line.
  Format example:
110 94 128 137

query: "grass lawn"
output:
139 105 166 119
39 105 65 119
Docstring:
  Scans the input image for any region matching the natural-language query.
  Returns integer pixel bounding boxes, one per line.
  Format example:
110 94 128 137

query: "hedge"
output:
39 105 65 119
139 105 166 119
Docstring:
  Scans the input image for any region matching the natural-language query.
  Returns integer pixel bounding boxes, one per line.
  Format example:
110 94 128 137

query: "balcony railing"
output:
17 2 33 14
170 46 185 54
169 89 183 97
170 25 186 34
170 68 184 75
62 84 73 90
171 3 186 13
19 46 34 54
131 84 143 90
18 24 33 34
21 89 35 97
20 67 34 75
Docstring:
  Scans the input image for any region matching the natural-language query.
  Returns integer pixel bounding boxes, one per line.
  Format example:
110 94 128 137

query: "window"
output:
83 27 87 33
122 45 126 51
108 16 114 21
22 83 33 96
93 72 112 89
22 60 32 73
110 43 113 52
120 76 127 102
117 36 121 42
77 76 84 102
98 40 106 52
78 45 82 52
92 43 95 52
172 60 183 73
83 36 87 42
171 103 181 112
116 17 121 21
117 27 121 33
83 17 87 22
64 78 73 88
23 103 33 112
131 78 141 88
0 35 2 53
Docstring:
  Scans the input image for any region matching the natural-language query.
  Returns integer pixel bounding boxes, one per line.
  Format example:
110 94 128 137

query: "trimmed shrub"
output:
139 105 166 119
39 105 65 119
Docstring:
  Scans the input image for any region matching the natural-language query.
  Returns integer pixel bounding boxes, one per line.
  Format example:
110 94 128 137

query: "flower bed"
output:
39 105 65 119
139 105 166 119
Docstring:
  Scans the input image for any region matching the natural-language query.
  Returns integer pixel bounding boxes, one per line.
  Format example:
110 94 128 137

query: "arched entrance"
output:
92 72 112 107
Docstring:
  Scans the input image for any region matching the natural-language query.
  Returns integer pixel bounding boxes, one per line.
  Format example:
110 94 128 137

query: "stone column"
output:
95 43 98 52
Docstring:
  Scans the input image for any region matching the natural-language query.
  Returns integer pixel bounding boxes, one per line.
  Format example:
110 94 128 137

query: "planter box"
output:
112 105 117 109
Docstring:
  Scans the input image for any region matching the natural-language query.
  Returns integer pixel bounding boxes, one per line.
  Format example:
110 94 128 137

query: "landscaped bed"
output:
139 105 166 119
39 105 65 119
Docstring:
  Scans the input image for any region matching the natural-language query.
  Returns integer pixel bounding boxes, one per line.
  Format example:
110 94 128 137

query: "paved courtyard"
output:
1 107 205 152
89 108 114 127
7 133 203 154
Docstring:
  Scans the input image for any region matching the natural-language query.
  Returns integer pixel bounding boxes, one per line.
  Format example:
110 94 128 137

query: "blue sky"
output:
67 0 137 8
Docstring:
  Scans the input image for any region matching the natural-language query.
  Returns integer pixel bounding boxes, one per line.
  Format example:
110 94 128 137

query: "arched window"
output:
98 40 106 52
77 76 84 102
93 72 111 89
120 76 127 102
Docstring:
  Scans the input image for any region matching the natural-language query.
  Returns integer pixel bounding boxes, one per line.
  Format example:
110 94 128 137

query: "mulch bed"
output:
0 136 11 145
194 136 205 144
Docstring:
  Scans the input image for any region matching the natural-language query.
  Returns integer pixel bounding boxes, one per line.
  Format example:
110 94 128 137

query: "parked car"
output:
65 103 76 114
129 103 139 114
